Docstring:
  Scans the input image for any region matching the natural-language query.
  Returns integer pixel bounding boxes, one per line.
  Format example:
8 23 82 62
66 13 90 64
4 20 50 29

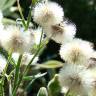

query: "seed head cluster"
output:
0 1 96 95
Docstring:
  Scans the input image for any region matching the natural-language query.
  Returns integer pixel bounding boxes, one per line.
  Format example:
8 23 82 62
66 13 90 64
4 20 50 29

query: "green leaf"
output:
0 80 4 96
23 72 47 81
2 0 16 11
26 4 32 30
36 60 64 69
35 72 47 78
9 80 12 96
2 18 16 25
24 73 47 90
32 0 38 5
17 0 27 28
47 74 61 96
37 87 48 96
0 0 7 10
13 54 22 92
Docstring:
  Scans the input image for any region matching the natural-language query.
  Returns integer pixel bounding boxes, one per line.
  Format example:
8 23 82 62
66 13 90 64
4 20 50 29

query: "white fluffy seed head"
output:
59 64 96 96
80 69 96 96
33 1 64 26
0 55 7 74
43 21 76 44
59 39 94 65
91 51 96 58
58 64 88 95
0 26 35 53
0 26 21 52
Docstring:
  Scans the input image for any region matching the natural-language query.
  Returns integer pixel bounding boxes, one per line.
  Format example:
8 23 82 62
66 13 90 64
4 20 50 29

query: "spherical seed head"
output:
80 69 96 96
0 26 35 53
0 26 21 52
43 21 76 44
60 39 94 64
59 64 88 95
33 1 64 26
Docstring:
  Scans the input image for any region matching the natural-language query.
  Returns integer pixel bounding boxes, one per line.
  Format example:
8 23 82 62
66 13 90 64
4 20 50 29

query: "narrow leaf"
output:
36 60 64 69
37 87 48 96
13 54 22 91
17 0 27 28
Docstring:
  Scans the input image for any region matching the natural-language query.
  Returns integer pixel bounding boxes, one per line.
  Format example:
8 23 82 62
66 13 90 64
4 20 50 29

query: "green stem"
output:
12 47 42 96
25 3 33 30
0 53 12 96
12 25 49 96
38 29 43 48
25 79 36 91
9 80 12 96
12 32 45 96
0 82 4 96
65 89 70 96
17 0 27 28
13 55 22 92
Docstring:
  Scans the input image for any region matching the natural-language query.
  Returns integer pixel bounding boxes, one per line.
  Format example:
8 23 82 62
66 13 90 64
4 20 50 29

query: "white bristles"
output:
33 1 64 26
59 39 94 65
